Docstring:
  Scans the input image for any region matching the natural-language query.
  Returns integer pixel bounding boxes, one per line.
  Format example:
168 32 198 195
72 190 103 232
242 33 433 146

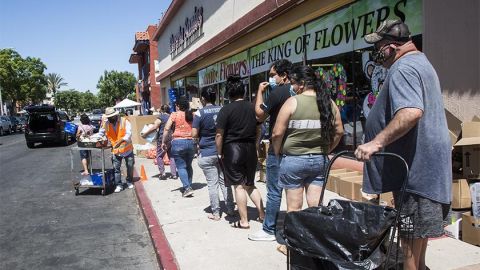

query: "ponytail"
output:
175 96 193 123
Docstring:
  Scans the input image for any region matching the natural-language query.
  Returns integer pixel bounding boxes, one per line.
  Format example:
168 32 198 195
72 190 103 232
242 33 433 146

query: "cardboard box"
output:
327 169 351 191
454 122 480 179
452 179 472 209
444 218 462 240
461 212 480 246
379 192 394 207
336 175 363 200
328 171 361 192
127 115 158 145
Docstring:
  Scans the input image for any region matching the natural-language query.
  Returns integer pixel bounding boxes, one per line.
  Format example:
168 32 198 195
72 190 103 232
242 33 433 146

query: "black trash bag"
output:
284 199 397 270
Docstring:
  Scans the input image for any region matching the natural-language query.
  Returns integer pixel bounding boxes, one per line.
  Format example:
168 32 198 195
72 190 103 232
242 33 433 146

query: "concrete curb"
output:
134 180 180 270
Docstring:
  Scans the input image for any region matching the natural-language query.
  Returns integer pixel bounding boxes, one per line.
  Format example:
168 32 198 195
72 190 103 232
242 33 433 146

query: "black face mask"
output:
108 116 117 124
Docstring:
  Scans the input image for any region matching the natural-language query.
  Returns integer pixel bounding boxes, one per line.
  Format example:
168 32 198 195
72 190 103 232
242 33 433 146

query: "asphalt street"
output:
0 133 159 270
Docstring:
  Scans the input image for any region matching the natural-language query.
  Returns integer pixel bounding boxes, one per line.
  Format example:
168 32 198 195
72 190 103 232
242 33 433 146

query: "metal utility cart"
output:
71 146 113 196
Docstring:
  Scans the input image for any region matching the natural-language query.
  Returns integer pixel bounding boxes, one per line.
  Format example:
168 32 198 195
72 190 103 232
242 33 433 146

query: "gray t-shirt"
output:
363 52 452 204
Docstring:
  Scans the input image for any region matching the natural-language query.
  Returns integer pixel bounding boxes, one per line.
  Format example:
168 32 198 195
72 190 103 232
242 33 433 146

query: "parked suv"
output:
0 116 13 135
24 105 73 148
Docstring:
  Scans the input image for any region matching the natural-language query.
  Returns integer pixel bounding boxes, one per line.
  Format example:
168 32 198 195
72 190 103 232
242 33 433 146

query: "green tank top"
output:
282 95 330 155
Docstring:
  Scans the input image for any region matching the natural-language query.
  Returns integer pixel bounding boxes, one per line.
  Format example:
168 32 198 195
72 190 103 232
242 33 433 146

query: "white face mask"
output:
268 77 277 88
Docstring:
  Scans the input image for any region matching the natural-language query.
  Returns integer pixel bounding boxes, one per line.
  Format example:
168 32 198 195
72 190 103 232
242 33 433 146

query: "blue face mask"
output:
289 85 296 96
268 77 277 89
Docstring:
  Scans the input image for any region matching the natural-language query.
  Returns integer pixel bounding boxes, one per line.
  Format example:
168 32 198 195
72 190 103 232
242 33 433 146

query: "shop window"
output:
250 72 267 102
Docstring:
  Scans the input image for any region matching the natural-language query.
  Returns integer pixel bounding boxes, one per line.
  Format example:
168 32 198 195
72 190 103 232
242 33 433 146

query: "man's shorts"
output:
278 154 327 189
222 142 257 187
79 150 90 159
393 192 450 239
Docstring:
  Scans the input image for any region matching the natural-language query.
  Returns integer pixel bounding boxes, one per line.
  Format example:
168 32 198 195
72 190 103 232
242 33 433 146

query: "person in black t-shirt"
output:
216 75 265 229
250 59 293 243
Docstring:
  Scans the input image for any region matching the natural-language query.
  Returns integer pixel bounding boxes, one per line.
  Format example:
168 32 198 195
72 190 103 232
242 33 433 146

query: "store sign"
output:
198 63 219 87
249 26 306 75
170 6 204 59
306 0 422 60
218 51 250 82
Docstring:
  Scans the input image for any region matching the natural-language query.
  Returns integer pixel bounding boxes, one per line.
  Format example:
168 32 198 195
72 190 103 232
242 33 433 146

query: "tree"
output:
55 89 82 115
47 73 68 96
97 70 136 107
0 49 48 111
79 90 99 112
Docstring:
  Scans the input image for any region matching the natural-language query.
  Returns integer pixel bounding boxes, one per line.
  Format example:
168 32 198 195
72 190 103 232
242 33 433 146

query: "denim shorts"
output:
278 154 328 189
79 150 90 159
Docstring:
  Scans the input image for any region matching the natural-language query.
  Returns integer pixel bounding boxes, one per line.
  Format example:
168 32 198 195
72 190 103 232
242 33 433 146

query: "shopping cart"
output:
283 150 410 270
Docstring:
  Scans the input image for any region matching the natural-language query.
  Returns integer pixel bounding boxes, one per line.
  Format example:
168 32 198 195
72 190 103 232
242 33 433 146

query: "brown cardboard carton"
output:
353 181 363 202
380 192 394 207
451 179 472 209
127 115 158 145
461 212 480 246
336 175 363 200
454 122 480 179
328 171 361 193
327 169 352 191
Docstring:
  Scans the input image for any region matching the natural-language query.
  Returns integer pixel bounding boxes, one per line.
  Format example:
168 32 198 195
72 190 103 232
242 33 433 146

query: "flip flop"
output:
207 213 221 221
256 216 265 223
231 221 250 229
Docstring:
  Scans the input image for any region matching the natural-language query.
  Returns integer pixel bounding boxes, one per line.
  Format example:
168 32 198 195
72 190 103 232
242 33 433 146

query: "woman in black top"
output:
215 75 265 229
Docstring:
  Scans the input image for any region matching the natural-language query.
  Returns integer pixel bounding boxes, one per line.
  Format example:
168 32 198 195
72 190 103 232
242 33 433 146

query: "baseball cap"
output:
364 19 411 44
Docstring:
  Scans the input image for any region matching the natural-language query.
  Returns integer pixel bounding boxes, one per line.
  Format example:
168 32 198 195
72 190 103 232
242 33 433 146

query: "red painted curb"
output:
134 180 180 270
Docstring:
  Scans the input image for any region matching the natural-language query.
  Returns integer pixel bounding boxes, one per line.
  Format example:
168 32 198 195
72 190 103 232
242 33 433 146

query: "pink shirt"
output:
171 111 192 139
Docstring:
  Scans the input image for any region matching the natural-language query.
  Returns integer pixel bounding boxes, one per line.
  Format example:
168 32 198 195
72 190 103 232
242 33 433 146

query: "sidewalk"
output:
134 157 480 270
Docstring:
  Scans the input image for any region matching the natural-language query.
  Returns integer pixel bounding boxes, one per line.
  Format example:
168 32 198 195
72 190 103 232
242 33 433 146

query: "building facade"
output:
129 25 162 113
152 0 479 126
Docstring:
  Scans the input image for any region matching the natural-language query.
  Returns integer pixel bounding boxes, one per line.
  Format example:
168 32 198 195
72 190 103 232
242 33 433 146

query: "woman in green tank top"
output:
272 65 344 212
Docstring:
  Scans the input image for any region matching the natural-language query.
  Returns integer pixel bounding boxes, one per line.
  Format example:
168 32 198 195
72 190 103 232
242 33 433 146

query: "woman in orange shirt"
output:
162 96 195 197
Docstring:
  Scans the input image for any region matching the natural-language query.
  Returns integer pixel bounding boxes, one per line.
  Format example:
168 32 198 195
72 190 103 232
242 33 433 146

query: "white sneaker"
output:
248 229 276 241
126 183 134 189
114 185 123 193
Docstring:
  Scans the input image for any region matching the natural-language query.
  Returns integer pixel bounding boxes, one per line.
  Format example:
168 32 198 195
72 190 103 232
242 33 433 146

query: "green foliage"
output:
47 73 68 96
0 49 48 106
55 90 81 114
80 90 99 112
97 70 136 107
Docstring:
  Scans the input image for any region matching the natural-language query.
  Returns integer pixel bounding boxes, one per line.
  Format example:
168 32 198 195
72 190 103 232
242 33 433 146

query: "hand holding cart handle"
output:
320 150 409 205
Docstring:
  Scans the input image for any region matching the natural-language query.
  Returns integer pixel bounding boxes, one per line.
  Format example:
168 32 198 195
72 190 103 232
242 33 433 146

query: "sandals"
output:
207 213 221 221
231 221 250 229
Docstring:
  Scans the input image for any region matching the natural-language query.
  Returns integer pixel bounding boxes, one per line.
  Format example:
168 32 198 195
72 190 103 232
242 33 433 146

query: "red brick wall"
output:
147 25 162 109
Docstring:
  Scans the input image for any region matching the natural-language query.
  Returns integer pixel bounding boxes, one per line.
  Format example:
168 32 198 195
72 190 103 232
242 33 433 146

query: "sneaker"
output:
114 185 123 193
159 174 168 180
171 175 178 180
126 182 134 189
248 229 276 241
182 188 194 197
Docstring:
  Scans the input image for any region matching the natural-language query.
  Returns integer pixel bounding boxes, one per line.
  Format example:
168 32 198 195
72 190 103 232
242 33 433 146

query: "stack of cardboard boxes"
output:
126 115 158 158
446 120 480 246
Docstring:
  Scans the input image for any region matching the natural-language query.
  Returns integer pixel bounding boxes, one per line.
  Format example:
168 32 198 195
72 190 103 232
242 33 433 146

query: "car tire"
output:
26 142 35 148
0 127 3 136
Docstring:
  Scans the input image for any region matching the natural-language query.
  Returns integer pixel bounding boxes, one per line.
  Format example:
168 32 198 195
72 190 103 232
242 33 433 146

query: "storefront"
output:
154 0 479 141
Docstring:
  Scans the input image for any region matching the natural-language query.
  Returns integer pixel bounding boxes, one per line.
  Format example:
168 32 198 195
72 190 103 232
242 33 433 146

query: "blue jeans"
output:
171 139 195 190
279 154 327 189
198 155 235 215
113 152 135 185
263 153 282 234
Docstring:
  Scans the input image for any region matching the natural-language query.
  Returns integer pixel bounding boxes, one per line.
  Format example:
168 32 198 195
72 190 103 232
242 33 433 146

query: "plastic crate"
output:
90 169 114 185
64 122 77 134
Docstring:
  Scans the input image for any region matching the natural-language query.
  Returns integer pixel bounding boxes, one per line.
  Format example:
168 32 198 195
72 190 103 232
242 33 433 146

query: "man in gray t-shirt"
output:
357 20 451 270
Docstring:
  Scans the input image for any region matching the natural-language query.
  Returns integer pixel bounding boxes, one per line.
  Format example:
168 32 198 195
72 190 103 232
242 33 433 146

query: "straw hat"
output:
104 107 119 118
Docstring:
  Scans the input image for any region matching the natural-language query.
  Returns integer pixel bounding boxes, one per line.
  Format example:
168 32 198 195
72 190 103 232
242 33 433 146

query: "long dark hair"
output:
290 65 335 143
226 75 244 99
201 87 216 104
175 96 193 122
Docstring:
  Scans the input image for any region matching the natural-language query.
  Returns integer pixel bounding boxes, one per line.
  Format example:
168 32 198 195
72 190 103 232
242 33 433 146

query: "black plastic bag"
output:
284 199 397 270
